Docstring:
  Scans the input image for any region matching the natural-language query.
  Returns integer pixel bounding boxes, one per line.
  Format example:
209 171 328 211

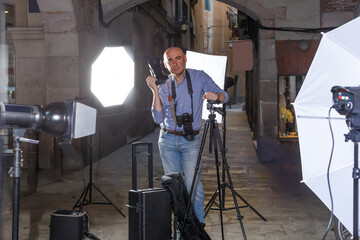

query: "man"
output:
146 47 228 224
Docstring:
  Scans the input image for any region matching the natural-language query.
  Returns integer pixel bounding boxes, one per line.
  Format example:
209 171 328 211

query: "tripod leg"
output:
204 189 219 218
214 124 247 240
221 153 226 210
72 134 125 218
186 119 210 214
92 184 126 217
181 119 210 238
232 189 267 221
73 183 91 210
212 121 225 240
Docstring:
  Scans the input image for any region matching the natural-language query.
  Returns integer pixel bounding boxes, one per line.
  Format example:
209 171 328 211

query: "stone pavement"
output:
0 109 336 239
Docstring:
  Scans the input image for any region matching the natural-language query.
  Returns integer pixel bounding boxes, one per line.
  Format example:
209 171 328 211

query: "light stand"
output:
354 141 359 240
222 102 227 150
344 119 360 240
184 101 266 240
219 77 233 207
10 129 39 240
1 100 97 240
72 134 126 217
331 86 360 239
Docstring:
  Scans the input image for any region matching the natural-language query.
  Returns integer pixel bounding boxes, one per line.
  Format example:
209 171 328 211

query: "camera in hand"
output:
176 113 194 141
148 56 168 85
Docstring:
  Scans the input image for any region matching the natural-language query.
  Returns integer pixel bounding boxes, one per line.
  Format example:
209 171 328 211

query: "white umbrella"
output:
293 16 360 236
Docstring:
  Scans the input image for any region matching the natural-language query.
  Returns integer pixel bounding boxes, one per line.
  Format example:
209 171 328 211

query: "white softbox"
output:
186 50 227 123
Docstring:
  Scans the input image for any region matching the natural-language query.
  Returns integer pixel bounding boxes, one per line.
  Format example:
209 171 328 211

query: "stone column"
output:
258 37 277 138
8 27 47 182
255 18 280 162
37 0 81 169
8 27 46 106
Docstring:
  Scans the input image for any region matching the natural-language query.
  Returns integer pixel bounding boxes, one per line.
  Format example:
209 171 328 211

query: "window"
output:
278 75 305 139
1 4 15 153
3 4 15 103
175 0 188 22
4 4 14 29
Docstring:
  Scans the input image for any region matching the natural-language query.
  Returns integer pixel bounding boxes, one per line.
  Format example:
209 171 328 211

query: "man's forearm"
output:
152 90 162 111
218 92 226 103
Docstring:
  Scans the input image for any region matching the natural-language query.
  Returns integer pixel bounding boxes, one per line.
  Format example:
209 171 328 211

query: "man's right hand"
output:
146 76 158 92
146 76 162 111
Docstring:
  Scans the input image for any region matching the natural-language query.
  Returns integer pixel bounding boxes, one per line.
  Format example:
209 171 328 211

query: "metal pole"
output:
354 142 359 240
132 143 137 190
11 129 38 240
12 137 20 240
89 135 93 201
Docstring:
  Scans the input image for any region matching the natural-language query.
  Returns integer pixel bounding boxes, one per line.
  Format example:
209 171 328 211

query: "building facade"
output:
1 0 359 174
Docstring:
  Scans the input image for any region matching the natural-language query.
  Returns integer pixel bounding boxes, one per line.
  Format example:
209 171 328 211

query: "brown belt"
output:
162 128 199 136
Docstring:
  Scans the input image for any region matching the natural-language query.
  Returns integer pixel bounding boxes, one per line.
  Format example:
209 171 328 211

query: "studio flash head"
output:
1 99 97 144
331 86 360 116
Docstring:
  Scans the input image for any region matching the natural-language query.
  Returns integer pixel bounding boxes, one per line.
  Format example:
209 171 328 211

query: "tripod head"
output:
206 100 224 116
344 116 360 142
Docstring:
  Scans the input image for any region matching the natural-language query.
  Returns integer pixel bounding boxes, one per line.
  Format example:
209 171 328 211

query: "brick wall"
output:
322 0 358 12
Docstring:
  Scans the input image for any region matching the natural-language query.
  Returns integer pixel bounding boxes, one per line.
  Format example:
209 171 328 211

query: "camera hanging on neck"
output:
171 70 195 140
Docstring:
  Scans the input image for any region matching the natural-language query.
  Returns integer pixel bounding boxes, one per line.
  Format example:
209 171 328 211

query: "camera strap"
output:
166 81 178 129
170 70 194 119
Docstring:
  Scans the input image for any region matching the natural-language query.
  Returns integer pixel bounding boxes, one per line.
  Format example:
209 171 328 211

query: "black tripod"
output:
187 101 266 240
73 135 125 217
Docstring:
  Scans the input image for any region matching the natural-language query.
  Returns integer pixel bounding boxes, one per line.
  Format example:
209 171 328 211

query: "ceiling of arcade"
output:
13 0 360 31
36 0 282 30
98 0 283 22
35 0 149 32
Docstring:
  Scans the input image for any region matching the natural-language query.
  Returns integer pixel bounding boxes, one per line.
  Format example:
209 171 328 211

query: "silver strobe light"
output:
0 99 96 240
0 99 97 143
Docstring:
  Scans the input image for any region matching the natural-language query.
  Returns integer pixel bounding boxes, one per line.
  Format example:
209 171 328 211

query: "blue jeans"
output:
158 130 204 223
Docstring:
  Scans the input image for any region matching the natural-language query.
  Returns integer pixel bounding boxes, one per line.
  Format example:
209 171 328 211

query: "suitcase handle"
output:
131 142 153 190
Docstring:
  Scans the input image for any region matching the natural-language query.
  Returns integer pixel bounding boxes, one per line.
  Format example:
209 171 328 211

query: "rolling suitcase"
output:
127 142 172 240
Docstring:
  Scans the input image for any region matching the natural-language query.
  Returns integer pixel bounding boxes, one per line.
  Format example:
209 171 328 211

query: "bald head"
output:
163 47 185 61
163 47 187 80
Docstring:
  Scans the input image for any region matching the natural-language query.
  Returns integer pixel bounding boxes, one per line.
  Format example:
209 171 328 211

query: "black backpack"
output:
161 172 211 240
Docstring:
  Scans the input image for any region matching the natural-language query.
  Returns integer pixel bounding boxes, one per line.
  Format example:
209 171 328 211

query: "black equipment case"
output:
49 209 88 240
127 142 172 240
